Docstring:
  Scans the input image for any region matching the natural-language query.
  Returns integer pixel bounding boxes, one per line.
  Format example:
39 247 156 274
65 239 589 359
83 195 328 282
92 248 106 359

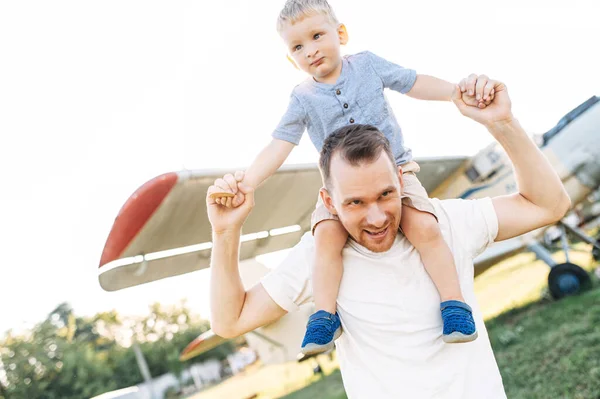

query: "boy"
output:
212 0 494 356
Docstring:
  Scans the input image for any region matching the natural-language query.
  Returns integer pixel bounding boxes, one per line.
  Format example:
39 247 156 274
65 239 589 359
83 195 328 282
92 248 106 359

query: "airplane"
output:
98 95 600 365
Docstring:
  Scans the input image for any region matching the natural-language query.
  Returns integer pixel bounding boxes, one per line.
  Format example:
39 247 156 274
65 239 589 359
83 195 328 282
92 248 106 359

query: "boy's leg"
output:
301 219 347 356
401 206 477 343
313 220 348 313
401 206 464 302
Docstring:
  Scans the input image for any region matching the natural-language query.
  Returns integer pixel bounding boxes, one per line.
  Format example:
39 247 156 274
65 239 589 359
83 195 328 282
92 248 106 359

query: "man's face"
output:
279 13 347 84
322 152 404 253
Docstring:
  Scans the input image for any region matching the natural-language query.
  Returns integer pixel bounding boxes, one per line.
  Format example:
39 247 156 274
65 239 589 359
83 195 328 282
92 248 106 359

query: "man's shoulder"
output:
298 231 315 247
432 197 496 223
261 232 315 312
278 232 315 262
432 197 499 255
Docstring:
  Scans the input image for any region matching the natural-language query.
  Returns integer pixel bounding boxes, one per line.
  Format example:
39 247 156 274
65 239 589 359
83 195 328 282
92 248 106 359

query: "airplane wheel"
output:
592 239 600 261
313 364 323 375
548 262 592 300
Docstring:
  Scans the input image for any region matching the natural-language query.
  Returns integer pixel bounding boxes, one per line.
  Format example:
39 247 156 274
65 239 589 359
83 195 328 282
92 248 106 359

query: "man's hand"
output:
453 86 493 109
459 73 496 106
452 75 514 128
210 171 246 208
207 171 254 234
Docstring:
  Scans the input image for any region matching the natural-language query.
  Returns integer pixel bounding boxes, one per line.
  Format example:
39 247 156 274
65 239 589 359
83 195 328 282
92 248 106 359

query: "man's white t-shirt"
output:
261 198 507 398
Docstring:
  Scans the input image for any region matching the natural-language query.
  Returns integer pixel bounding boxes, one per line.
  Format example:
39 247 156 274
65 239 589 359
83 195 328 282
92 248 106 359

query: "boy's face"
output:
280 13 347 84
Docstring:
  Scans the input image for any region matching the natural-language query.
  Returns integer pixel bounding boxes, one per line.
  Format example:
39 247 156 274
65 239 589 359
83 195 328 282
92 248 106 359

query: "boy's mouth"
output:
310 57 324 67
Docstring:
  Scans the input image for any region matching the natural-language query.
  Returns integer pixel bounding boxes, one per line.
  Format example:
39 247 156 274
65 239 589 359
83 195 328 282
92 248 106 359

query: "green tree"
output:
0 300 237 398
0 303 118 399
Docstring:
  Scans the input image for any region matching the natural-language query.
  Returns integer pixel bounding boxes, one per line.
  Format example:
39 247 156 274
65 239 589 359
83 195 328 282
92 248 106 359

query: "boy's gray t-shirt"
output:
272 51 417 165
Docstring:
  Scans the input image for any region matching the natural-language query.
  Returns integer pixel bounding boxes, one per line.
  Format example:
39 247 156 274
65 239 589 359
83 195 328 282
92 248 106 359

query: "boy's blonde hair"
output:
277 0 340 32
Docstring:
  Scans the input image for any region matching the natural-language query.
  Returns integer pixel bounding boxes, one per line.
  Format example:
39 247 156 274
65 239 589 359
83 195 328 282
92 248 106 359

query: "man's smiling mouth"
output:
364 226 388 238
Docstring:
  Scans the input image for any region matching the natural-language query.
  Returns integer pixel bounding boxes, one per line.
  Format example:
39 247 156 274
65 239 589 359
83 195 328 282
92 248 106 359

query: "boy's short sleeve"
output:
364 51 417 94
272 93 307 145
260 233 314 312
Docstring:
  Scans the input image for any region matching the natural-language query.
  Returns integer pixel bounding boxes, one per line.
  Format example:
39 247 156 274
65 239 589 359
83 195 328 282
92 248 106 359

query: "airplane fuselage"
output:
431 98 600 274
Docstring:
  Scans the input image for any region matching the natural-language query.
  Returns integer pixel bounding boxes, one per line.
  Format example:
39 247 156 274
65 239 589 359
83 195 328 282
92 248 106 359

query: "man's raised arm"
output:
207 173 287 338
453 77 571 241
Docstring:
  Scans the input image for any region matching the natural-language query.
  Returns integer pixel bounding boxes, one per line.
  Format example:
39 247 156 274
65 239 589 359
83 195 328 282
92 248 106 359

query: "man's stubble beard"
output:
343 213 401 253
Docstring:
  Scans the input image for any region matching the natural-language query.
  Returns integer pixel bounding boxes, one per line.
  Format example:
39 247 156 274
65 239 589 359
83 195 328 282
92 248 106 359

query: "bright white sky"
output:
0 0 598 335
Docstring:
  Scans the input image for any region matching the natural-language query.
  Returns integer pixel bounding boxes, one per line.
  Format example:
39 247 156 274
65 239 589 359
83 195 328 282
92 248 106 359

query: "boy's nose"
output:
305 45 318 59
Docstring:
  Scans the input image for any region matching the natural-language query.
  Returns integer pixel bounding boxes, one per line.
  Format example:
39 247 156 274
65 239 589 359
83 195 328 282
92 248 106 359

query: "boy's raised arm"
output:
243 138 296 189
212 138 295 207
406 74 455 101
407 74 494 106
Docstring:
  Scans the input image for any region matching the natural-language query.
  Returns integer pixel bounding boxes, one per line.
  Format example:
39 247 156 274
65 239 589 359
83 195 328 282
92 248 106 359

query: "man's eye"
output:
382 191 390 197
352 200 361 205
314 33 321 40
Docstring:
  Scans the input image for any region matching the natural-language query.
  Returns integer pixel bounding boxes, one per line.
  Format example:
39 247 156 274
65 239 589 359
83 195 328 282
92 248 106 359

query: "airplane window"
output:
487 151 500 164
466 166 480 182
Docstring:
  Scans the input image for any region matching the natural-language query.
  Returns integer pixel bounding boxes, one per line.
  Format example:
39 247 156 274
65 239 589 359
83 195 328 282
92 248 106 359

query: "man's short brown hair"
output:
319 124 396 189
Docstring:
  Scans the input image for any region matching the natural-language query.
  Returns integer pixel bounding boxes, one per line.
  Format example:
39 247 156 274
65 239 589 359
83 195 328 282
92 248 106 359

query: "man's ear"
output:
337 24 349 45
396 166 404 195
320 187 338 216
286 54 299 69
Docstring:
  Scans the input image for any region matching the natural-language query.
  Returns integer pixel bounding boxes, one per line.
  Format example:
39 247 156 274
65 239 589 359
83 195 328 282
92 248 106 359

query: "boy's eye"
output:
313 33 321 40
294 44 302 51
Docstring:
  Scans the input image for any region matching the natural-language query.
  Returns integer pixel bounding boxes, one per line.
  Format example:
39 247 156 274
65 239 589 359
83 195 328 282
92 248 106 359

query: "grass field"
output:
280 370 346 399
188 353 340 399
488 280 600 398
474 245 597 321
191 245 599 399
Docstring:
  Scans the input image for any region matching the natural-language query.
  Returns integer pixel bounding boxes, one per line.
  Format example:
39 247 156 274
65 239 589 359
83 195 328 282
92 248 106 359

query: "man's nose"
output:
365 204 386 228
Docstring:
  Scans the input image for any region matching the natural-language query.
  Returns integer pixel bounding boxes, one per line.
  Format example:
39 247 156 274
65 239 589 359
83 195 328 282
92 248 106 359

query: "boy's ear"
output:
338 23 349 45
286 54 299 70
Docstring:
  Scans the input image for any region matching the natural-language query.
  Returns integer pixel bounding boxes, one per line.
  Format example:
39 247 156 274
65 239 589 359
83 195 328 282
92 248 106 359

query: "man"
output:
206 76 571 398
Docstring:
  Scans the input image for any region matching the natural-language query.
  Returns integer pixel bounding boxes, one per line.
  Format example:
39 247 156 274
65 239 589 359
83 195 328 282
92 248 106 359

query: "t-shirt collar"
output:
346 234 404 258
